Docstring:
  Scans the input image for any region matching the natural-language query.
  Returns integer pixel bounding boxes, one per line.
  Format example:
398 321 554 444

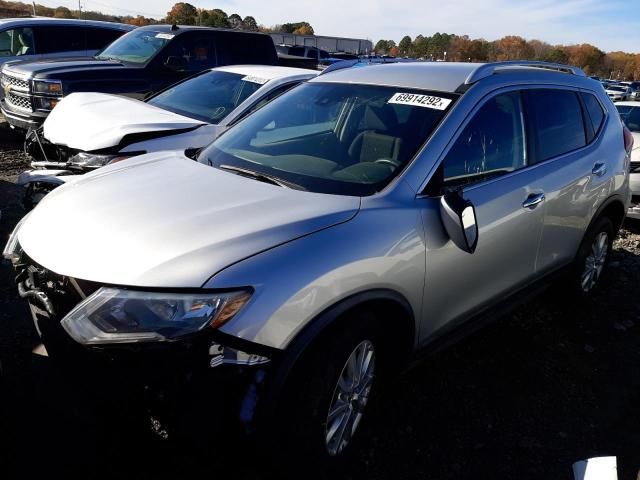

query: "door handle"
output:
592 162 607 177
522 192 545 209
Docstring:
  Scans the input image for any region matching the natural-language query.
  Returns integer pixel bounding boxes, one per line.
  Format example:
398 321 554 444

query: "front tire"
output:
274 314 384 471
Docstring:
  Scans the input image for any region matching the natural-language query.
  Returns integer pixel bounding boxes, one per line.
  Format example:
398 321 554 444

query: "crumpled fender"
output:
17 169 75 186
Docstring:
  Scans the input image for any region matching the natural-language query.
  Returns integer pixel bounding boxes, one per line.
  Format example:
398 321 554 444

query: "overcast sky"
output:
42 0 639 52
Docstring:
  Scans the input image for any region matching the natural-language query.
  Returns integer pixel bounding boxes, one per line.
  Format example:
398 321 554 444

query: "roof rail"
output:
319 59 360 75
464 61 586 85
318 57 400 76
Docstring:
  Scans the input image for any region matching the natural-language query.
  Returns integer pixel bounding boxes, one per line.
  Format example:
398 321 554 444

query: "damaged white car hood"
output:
17 152 360 287
43 92 207 151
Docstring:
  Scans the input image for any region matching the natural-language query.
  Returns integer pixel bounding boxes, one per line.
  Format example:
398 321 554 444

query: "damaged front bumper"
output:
17 167 74 187
7 245 282 442
17 167 77 210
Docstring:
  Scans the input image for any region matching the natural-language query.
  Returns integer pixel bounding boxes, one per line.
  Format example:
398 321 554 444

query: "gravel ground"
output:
1 118 640 479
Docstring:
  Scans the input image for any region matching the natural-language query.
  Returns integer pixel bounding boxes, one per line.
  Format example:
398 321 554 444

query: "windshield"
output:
96 29 172 64
609 86 626 92
148 71 265 123
199 82 456 196
617 105 640 132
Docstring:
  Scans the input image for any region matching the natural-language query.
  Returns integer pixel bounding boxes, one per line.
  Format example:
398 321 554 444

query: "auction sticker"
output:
388 92 451 110
242 75 269 85
156 33 175 40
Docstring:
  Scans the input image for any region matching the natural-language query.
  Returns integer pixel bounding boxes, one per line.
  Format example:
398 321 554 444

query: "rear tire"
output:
570 216 614 295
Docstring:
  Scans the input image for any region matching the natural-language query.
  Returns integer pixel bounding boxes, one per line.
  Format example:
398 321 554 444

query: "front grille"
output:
7 91 32 111
1 73 29 91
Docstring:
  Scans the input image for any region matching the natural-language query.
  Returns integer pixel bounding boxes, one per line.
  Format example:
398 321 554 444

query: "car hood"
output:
43 92 207 151
3 57 127 78
17 151 360 288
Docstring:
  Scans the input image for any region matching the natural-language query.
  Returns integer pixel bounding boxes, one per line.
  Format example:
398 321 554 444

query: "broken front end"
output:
4 236 280 444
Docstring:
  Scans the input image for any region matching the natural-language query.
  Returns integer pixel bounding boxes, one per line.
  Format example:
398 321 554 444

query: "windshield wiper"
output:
218 164 305 190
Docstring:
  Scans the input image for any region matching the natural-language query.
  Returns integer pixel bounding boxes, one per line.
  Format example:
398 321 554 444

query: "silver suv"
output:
4 61 632 465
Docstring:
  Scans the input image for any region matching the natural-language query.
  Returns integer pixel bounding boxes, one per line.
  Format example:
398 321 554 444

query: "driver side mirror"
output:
440 190 478 254
164 56 187 71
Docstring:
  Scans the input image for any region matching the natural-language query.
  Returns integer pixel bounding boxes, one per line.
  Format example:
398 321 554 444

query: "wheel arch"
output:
260 288 416 419
590 194 626 234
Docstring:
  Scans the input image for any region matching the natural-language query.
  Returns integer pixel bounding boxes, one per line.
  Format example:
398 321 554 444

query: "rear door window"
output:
0 27 34 56
85 27 125 51
526 89 587 163
215 32 277 65
34 26 84 54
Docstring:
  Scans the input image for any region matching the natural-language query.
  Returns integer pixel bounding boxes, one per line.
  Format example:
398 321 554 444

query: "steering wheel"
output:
374 158 400 169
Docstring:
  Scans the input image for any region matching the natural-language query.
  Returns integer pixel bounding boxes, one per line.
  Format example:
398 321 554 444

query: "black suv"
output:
0 25 278 129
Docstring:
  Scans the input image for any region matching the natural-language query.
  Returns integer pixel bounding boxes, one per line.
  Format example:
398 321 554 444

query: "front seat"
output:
348 104 402 164
348 131 402 164
16 32 33 56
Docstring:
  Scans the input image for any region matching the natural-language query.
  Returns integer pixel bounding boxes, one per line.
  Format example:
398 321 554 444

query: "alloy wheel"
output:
581 231 609 292
325 339 375 456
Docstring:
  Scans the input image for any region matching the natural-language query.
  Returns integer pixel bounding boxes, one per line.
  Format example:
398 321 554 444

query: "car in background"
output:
605 84 633 101
276 44 343 68
329 52 359 61
0 17 133 70
618 81 640 100
616 101 640 219
18 65 317 207
4 61 631 468
0 25 278 130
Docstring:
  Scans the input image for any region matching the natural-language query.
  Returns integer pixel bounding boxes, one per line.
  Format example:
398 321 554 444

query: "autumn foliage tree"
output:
280 22 314 35
374 30 640 79
127 15 154 26
293 24 314 35
54 6 73 18
449 35 489 62
200 8 229 27
165 2 198 25
492 35 534 61
564 43 605 75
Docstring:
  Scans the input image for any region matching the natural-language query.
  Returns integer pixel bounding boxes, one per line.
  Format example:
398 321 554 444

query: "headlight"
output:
61 287 252 345
68 152 132 168
34 97 60 111
33 80 63 96
2 212 30 263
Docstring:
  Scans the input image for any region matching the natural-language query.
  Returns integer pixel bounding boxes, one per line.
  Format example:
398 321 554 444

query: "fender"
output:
257 288 415 425
586 193 627 234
